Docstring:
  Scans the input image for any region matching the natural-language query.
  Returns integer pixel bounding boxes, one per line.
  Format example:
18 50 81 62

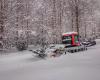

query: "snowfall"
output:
0 39 100 80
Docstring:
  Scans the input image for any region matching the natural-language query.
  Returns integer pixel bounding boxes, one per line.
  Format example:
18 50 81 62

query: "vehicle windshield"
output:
62 36 72 44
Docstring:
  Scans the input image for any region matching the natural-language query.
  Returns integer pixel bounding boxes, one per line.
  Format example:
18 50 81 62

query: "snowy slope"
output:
0 39 100 80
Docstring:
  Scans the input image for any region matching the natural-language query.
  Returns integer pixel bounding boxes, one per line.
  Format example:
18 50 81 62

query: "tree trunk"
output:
0 0 4 49
75 0 79 35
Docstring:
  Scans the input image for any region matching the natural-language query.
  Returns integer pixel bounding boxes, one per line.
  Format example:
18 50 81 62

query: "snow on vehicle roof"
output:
62 32 78 35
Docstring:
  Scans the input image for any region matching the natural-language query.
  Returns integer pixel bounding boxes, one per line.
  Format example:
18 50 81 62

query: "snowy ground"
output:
0 39 100 80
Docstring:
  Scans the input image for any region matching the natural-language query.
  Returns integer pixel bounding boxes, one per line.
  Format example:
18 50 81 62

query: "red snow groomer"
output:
62 32 80 47
62 32 87 53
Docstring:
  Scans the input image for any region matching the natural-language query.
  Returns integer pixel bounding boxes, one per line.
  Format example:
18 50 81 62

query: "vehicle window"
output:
74 35 79 43
62 36 72 44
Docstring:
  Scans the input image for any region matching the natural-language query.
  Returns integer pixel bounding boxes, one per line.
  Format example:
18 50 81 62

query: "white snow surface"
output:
0 39 100 80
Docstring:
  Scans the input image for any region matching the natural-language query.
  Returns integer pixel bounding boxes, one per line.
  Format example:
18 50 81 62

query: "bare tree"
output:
0 0 4 48
66 0 98 37
0 0 8 49
50 0 63 44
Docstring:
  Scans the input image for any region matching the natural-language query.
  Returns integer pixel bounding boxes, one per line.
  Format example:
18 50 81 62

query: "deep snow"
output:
0 39 100 80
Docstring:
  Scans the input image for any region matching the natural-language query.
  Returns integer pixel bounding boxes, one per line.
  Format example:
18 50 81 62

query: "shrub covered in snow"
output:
16 41 28 51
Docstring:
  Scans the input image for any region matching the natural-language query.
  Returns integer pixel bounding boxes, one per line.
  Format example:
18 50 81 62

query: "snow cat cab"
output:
62 32 87 53
62 32 80 47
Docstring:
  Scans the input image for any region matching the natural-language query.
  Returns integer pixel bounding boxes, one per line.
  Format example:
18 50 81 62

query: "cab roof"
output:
62 32 78 36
